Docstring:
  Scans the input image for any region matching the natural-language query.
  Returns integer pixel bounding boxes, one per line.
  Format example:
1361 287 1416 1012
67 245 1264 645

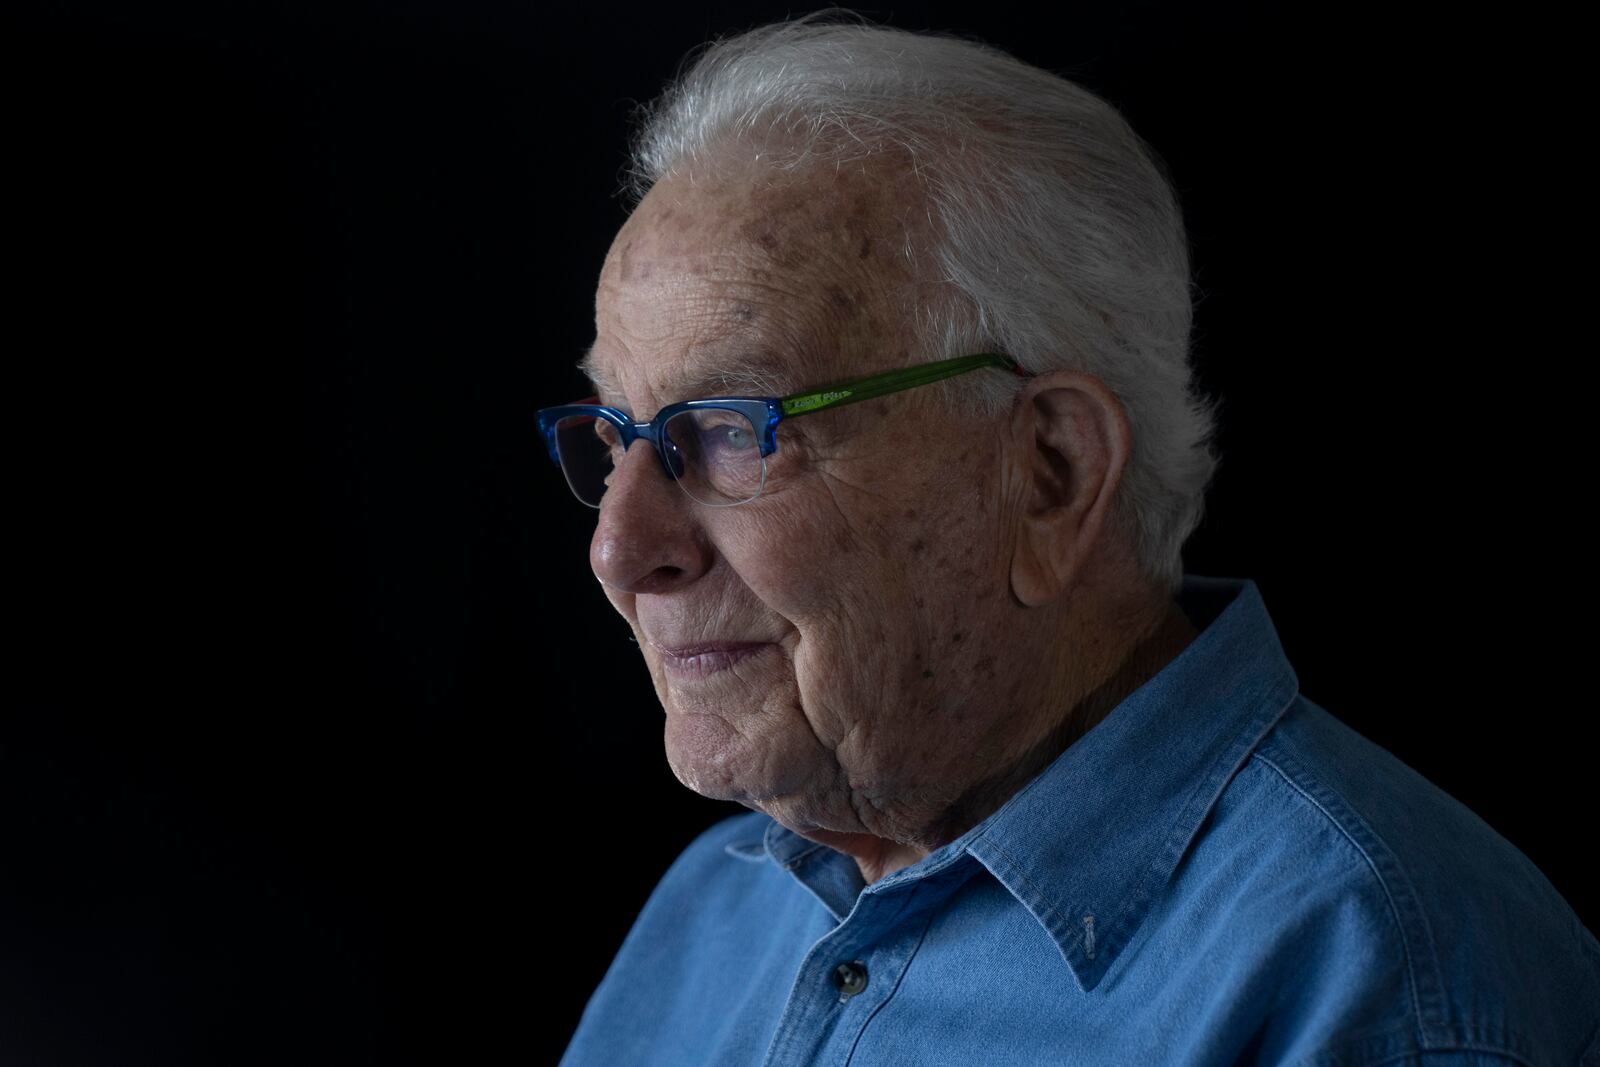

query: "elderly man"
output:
544 15 1599 1067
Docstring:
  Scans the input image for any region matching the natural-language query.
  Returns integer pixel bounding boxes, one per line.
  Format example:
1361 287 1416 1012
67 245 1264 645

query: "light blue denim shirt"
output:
559 575 1600 1066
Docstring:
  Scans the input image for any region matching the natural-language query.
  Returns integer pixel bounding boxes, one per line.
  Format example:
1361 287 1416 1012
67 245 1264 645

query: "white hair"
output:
619 9 1225 601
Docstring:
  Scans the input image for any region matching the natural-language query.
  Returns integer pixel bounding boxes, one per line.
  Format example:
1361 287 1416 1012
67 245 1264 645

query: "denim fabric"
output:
559 575 1600 1067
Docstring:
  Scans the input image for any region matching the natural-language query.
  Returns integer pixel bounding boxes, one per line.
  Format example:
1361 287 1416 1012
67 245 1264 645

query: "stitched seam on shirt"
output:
839 881 943 1066
974 683 1299 984
1281 1018 1539 1067
978 836 1089 966
1251 751 1430 1049
724 842 768 862
780 841 829 869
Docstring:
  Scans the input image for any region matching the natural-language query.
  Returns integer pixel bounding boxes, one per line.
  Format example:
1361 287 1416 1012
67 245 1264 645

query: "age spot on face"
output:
825 284 855 315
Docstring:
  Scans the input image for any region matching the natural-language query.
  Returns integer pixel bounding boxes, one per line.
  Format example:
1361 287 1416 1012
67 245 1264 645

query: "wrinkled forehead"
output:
586 153 936 408
623 149 929 270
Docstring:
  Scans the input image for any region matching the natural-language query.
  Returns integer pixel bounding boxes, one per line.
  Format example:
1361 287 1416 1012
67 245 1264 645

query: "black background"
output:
5 3 1587 1064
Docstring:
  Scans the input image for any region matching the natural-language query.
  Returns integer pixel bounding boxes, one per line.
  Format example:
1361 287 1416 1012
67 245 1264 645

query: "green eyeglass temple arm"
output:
778 353 1029 418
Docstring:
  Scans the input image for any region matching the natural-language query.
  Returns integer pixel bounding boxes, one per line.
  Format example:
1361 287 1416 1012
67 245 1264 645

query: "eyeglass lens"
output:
552 408 766 507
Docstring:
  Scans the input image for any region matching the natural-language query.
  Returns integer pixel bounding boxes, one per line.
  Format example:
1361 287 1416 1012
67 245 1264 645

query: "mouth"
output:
657 642 774 679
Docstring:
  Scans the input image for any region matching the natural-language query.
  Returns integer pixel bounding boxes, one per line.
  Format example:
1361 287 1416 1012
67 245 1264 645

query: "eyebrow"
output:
576 344 798 405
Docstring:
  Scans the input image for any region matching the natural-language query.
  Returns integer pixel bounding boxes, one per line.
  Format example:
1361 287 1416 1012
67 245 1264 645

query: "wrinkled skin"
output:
585 149 1199 884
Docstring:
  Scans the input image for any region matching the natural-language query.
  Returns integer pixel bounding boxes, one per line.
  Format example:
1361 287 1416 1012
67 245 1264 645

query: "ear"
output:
1008 370 1132 607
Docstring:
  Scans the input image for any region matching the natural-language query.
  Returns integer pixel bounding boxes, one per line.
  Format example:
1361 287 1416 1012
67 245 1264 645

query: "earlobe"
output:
1010 532 1062 608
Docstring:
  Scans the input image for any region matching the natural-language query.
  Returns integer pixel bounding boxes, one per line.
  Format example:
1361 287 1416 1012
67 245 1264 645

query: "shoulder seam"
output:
1250 749 1433 1048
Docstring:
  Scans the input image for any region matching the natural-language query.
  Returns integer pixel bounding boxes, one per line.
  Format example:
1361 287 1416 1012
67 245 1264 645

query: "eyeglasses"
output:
536 352 1030 508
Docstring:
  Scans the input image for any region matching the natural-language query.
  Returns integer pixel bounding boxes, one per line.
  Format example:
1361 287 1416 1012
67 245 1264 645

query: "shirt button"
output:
831 960 869 999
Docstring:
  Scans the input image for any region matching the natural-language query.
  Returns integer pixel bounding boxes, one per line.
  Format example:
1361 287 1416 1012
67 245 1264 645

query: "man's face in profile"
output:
583 152 1045 849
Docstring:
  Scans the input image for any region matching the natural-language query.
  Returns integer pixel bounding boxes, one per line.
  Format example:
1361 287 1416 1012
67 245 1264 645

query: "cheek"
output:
725 491 889 609
882 454 1012 694
914 437 1006 577
909 501 995 596
732 499 906 680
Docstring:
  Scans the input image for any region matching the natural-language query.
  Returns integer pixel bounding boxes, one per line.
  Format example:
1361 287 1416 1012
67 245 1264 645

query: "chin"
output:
666 723 830 813
663 712 757 801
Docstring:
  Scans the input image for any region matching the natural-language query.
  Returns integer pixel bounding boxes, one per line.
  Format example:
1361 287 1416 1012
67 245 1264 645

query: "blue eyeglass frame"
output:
535 352 1030 506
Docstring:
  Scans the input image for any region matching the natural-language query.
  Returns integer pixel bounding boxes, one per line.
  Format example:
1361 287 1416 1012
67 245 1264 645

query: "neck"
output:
838 597 1200 886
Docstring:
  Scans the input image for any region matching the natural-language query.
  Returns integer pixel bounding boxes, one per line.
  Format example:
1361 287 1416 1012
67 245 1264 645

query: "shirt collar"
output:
724 574 1301 993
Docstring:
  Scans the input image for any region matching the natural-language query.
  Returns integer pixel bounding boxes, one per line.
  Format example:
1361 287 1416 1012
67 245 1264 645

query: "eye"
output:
706 421 752 452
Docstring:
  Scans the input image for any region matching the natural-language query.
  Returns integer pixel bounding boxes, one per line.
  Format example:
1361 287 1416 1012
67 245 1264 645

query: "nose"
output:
589 435 714 596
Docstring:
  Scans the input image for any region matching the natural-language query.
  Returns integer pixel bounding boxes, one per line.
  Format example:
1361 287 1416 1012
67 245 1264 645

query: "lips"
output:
654 641 773 678
660 641 767 658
